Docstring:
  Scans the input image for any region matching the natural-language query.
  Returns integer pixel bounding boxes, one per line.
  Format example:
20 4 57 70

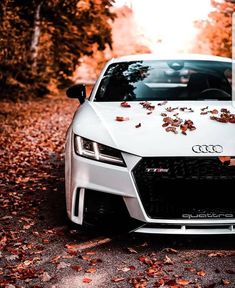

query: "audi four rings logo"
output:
192 145 223 154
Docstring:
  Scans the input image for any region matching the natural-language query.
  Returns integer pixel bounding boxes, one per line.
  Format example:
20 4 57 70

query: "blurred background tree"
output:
0 0 115 100
194 0 235 57
74 5 151 84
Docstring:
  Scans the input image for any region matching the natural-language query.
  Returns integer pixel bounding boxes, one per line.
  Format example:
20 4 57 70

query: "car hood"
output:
72 101 235 157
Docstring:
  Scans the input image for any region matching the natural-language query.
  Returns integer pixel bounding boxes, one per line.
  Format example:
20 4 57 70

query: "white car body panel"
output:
72 100 235 157
65 54 235 234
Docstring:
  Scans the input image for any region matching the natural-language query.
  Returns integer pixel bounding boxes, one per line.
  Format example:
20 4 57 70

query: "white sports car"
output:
65 54 235 234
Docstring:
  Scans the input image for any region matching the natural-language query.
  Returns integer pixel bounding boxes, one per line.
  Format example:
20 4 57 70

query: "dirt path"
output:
1 96 235 288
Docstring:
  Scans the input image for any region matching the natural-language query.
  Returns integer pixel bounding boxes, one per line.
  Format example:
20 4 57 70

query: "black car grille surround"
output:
132 157 235 219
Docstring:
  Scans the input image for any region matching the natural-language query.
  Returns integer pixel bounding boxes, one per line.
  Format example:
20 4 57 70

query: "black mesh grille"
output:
132 157 235 219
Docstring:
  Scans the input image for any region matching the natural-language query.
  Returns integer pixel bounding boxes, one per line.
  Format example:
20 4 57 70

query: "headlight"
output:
74 135 126 166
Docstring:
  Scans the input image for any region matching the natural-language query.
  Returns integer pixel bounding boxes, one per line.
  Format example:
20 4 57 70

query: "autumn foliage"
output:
195 0 235 57
0 0 115 100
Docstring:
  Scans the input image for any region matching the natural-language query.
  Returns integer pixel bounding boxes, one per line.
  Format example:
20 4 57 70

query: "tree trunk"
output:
31 2 42 68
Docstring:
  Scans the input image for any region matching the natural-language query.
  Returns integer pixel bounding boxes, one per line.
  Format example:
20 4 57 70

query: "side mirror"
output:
66 84 86 104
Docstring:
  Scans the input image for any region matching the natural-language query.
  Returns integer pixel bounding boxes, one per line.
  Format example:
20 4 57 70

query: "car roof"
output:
110 53 232 63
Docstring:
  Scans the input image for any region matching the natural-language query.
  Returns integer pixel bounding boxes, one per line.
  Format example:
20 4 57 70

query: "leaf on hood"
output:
201 111 209 115
135 123 141 128
201 106 209 111
166 127 178 134
166 107 178 112
140 101 155 110
158 100 168 106
116 116 130 122
221 108 230 113
121 101 131 108
210 110 235 124
210 109 219 114
180 107 194 112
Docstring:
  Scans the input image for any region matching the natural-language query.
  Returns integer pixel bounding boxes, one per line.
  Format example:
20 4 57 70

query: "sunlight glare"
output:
114 0 212 53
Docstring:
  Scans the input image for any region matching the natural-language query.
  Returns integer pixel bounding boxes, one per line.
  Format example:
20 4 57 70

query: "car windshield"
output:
94 60 232 101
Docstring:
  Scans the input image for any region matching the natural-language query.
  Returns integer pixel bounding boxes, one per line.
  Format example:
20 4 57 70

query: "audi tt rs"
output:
65 54 235 234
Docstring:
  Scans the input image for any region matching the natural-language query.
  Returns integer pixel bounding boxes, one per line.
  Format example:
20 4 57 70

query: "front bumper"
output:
66 147 235 235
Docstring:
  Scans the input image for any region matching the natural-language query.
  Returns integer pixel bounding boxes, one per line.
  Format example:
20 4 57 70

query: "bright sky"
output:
114 0 212 53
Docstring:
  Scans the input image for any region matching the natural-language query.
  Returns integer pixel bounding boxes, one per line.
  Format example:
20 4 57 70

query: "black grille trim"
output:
132 157 235 219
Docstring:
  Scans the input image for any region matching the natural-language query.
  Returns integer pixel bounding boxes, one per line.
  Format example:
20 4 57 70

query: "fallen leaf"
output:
127 247 138 254
163 248 178 254
57 262 70 270
177 279 190 285
83 277 92 283
86 251 96 255
164 255 173 265
90 258 102 265
208 251 226 258
118 267 130 272
71 265 83 272
41 272 52 282
221 279 230 285
112 277 125 282
6 254 19 261
154 278 165 287
185 267 196 272
86 268 96 273
139 256 153 265
80 255 90 261
197 270 206 277
50 255 61 264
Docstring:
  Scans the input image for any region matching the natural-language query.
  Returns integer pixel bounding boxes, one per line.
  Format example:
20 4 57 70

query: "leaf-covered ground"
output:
1 95 235 288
